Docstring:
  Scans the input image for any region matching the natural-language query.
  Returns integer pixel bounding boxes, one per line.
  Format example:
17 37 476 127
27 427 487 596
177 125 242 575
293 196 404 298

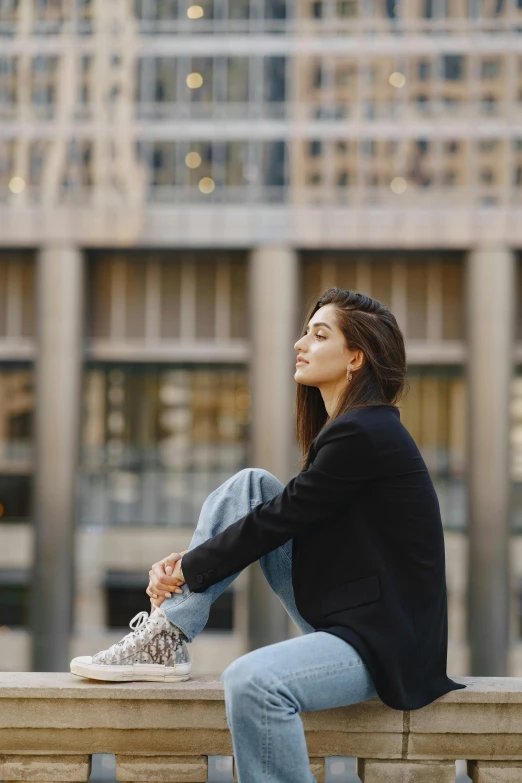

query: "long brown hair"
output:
295 287 407 470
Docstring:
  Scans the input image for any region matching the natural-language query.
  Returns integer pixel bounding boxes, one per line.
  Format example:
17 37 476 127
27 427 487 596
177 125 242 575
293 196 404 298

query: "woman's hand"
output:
146 550 188 608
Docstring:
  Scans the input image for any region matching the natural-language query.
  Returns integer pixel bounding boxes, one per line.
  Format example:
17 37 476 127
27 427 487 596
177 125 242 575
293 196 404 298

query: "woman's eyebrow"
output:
305 321 332 332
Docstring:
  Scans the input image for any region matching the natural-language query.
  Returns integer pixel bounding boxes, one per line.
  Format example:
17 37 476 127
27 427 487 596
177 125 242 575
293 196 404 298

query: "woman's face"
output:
293 304 354 388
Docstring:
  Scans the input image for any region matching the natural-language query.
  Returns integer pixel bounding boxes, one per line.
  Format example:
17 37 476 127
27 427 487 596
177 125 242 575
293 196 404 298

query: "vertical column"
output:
466 247 515 676
31 247 84 671
248 245 300 649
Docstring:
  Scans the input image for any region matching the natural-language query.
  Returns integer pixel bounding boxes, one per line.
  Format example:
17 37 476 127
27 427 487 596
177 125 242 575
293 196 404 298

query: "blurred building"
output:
0 0 521 678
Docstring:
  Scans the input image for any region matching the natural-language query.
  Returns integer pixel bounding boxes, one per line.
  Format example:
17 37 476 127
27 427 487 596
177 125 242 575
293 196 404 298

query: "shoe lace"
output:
105 610 160 657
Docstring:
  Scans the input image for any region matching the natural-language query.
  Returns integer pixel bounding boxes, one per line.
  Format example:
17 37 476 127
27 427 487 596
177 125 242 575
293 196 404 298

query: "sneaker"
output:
70 606 192 682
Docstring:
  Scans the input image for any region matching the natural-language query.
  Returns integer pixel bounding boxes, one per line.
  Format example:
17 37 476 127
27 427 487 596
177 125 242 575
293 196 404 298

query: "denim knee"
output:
221 653 269 694
234 466 276 482
232 467 284 496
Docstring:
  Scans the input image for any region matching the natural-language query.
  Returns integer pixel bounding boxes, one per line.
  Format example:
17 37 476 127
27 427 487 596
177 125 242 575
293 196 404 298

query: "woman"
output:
71 287 466 781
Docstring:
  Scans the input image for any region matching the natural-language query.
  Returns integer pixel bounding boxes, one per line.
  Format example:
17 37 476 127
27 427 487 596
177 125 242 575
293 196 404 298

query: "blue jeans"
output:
162 468 378 783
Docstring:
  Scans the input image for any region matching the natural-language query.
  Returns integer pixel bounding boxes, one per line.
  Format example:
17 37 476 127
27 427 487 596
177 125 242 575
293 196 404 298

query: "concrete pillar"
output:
31 247 84 671
466 247 515 676
248 245 300 649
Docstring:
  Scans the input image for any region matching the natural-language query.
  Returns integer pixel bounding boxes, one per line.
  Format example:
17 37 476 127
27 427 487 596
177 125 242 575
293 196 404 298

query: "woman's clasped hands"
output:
146 550 189 608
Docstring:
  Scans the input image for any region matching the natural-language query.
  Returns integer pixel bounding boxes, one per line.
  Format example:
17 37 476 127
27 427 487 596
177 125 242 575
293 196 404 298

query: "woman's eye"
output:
316 334 326 340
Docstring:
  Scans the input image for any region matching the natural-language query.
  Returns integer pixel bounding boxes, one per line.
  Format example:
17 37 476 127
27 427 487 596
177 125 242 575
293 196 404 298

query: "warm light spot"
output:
9 176 25 194
185 152 202 169
389 71 406 88
198 177 215 194
235 392 251 410
390 176 407 194
186 72 203 89
0 503 4 518
187 4 204 18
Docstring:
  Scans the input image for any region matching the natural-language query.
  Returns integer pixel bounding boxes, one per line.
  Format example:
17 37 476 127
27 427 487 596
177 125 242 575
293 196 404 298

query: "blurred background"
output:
0 0 522 780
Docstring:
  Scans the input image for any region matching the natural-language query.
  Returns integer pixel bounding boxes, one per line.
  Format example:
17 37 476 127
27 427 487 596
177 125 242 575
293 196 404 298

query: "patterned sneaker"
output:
70 606 192 682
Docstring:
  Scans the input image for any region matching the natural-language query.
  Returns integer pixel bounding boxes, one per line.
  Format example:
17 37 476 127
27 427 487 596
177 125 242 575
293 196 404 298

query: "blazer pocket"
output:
322 573 381 616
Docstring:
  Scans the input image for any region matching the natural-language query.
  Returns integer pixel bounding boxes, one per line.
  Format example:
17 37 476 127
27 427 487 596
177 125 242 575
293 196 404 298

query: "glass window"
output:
312 63 324 89
87 254 249 341
229 0 251 19
265 0 287 19
519 586 522 639
79 364 250 527
418 61 431 80
0 140 14 187
0 1 19 31
135 57 177 106
0 367 34 465
225 141 247 186
510 373 522 531
301 255 464 341
338 0 358 16
31 55 58 115
481 58 501 79
61 140 93 194
0 575 29 629
263 140 288 187
0 57 17 117
264 57 286 102
443 55 464 81
188 57 213 104
399 368 467 530
134 0 179 21
227 58 249 102
34 0 67 34
384 0 396 16
406 263 428 339
0 257 35 338
0 475 32 522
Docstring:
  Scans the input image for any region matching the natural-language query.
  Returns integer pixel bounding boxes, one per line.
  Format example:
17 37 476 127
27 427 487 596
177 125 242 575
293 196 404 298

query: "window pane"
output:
0 582 29 628
441 262 465 340
160 261 182 338
399 368 467 530
195 262 216 338
0 368 34 464
406 263 428 340
79 365 250 527
0 475 32 521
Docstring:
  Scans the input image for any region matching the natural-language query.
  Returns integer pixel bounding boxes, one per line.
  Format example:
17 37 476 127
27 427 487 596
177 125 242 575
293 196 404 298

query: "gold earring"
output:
346 368 353 382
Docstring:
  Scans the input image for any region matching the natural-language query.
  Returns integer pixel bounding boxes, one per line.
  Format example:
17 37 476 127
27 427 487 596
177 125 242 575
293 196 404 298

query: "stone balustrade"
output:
0 674 522 782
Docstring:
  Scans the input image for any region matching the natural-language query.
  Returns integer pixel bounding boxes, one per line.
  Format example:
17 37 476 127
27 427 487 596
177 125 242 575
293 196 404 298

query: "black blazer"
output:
181 404 466 711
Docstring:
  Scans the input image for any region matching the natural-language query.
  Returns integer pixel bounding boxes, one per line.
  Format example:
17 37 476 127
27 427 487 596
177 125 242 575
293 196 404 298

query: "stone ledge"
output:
1 673 522 779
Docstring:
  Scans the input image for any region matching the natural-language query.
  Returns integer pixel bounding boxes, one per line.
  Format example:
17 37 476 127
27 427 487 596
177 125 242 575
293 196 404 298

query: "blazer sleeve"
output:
180 416 374 593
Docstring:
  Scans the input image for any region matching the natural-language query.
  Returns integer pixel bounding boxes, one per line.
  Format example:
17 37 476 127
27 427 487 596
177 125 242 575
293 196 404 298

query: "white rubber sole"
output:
70 656 191 682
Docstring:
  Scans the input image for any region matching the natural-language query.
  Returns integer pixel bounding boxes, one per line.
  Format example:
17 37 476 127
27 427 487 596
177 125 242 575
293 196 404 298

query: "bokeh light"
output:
9 177 26 194
390 176 407 193
185 152 202 168
389 72 406 88
186 72 203 89
187 5 204 18
198 177 215 194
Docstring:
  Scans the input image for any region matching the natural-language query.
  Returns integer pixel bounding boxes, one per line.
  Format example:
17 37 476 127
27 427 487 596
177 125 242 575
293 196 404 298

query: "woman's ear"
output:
348 349 365 372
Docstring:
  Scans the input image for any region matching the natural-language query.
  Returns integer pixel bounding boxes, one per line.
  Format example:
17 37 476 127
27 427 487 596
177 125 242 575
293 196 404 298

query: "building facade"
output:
0 0 521 678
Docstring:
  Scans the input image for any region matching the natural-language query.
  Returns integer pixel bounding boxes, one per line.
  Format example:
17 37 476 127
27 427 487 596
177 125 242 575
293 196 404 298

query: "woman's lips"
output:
296 359 308 365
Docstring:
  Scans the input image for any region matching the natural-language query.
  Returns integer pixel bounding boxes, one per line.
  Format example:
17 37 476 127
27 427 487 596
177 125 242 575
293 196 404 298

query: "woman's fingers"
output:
149 564 183 593
146 586 159 603
148 552 187 599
